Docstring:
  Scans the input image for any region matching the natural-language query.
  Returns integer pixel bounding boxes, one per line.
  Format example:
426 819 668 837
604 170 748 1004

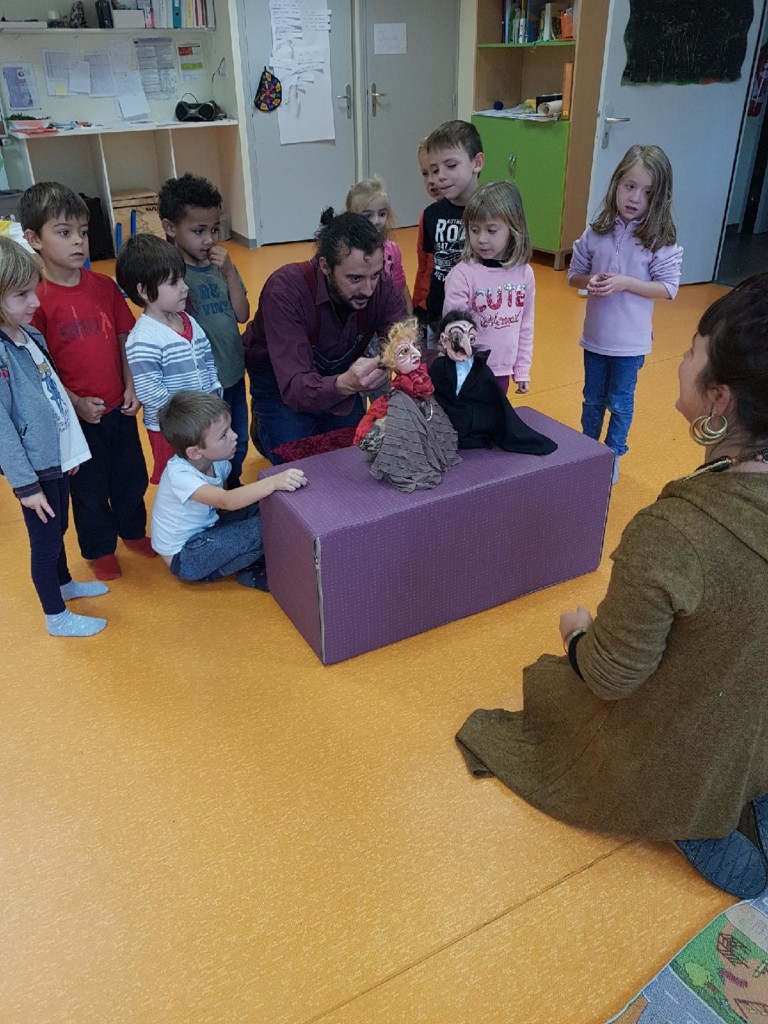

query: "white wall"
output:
457 0 477 118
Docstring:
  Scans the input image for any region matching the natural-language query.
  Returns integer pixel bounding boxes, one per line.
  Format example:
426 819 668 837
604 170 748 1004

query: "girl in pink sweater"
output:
346 177 413 315
443 181 534 395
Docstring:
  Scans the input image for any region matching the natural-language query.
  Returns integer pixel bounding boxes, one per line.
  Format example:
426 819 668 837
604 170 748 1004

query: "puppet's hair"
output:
380 317 421 370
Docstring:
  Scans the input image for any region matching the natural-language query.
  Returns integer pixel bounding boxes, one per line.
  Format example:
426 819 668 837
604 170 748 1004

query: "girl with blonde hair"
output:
346 176 412 313
443 180 534 396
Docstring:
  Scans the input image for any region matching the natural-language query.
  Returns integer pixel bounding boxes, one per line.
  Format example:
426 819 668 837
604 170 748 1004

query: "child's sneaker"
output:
92 553 122 580
123 536 157 558
236 560 269 591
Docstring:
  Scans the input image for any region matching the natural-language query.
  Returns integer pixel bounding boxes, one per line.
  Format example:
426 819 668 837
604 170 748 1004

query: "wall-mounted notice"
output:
134 36 176 98
1 63 41 110
269 0 335 145
114 70 150 119
373 23 406 55
177 41 205 85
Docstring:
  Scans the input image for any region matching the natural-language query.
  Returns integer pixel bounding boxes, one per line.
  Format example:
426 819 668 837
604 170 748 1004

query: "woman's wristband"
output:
564 627 587 679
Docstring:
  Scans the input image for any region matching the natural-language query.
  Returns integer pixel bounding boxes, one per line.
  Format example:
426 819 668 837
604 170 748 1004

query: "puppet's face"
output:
393 340 422 374
440 320 476 362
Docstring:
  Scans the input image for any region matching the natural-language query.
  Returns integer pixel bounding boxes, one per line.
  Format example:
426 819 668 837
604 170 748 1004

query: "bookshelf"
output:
0 0 243 245
472 0 609 268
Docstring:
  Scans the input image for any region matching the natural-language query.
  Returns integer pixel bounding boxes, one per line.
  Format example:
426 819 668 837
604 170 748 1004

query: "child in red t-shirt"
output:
20 182 154 581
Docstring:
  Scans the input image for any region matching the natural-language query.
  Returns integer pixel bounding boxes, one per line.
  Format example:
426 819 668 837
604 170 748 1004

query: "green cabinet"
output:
472 115 569 254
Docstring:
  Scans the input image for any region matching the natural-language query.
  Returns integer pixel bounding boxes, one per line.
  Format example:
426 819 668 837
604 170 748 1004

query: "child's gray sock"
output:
60 580 110 601
45 609 107 637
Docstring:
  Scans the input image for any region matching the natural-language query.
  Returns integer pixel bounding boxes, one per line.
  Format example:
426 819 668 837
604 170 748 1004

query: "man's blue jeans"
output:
581 350 645 458
250 367 364 464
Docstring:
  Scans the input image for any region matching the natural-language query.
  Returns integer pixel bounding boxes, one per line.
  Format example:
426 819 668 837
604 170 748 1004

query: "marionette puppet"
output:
429 310 557 455
353 318 461 492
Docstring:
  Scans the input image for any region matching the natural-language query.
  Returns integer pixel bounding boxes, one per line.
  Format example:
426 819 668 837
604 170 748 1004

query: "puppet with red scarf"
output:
354 318 460 492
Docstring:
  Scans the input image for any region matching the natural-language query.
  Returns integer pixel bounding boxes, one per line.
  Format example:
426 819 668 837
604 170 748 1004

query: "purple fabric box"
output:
259 408 612 664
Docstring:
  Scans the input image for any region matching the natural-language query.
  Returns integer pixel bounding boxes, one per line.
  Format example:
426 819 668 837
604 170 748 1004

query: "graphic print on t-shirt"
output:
472 282 526 330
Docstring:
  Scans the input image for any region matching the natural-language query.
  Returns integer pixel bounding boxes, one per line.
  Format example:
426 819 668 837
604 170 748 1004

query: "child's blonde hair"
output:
0 237 40 325
461 181 532 268
345 176 395 237
591 144 677 252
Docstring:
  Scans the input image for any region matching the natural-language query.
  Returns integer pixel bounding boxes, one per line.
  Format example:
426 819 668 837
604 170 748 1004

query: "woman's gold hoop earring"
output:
689 412 728 446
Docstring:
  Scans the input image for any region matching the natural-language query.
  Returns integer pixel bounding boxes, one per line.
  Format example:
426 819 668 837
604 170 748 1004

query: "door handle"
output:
370 82 386 117
508 152 517 179
601 108 631 149
336 83 352 119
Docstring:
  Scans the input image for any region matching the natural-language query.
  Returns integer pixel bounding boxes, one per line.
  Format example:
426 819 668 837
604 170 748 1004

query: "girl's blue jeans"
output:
581 350 645 458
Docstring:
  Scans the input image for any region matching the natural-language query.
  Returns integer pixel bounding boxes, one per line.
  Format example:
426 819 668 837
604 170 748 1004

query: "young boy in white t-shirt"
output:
151 391 307 590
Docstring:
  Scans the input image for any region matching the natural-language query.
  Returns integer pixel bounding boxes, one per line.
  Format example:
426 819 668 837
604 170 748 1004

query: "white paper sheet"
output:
110 40 133 74
84 53 116 97
373 23 406 55
43 51 70 97
270 0 335 144
134 36 176 98
114 70 150 118
68 61 91 95
176 41 205 84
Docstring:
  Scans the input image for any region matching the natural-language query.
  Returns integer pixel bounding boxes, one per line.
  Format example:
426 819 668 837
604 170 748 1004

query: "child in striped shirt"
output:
117 234 221 484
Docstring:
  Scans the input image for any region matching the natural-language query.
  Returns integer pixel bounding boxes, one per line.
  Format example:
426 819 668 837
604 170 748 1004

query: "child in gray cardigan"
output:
0 238 108 636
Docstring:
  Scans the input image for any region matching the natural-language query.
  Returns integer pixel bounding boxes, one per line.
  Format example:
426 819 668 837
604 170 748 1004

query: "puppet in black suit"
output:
429 310 557 455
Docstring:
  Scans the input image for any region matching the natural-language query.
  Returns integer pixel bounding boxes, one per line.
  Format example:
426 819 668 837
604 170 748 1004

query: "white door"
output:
360 0 459 227
588 0 765 283
239 0 356 244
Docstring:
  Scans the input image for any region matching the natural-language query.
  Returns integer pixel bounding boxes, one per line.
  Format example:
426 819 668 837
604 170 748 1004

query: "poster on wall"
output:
269 0 335 144
1 63 41 111
622 0 754 85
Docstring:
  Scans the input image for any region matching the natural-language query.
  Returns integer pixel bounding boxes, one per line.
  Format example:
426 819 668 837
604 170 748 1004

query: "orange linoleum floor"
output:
0 230 733 1024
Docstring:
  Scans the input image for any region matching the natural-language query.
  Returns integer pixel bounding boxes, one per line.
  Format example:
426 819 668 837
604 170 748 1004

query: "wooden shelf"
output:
478 41 576 49
9 119 237 139
473 0 610 267
0 25 213 32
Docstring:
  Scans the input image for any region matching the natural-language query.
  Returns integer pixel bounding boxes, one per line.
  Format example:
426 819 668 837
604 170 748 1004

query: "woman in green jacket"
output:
457 273 768 898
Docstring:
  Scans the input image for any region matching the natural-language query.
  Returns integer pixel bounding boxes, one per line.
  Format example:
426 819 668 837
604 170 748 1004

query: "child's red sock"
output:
92 554 122 580
123 537 157 558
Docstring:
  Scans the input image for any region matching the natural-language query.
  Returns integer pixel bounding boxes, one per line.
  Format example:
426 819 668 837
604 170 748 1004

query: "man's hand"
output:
336 356 389 396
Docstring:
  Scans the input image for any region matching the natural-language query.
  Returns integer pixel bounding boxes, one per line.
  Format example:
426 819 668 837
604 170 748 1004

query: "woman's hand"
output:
559 606 593 646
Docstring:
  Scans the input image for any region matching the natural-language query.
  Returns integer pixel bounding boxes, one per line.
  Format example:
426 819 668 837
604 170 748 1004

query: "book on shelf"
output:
561 60 573 119
132 0 213 29
539 2 554 41
504 2 571 45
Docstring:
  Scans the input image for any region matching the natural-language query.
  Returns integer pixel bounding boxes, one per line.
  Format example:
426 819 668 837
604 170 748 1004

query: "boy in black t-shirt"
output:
420 120 485 335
